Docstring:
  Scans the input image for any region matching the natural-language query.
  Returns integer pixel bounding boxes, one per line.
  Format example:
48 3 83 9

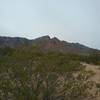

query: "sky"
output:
0 0 100 49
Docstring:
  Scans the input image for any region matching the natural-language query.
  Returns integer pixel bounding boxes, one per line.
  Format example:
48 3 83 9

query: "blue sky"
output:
0 0 100 49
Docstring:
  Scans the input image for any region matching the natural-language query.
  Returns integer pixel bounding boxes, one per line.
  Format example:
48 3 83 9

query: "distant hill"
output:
0 35 99 55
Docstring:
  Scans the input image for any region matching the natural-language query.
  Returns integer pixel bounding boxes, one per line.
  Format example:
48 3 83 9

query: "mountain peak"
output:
41 35 51 39
0 35 99 55
34 35 51 41
51 37 60 41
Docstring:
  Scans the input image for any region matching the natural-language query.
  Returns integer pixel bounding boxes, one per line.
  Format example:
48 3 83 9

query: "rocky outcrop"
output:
0 35 99 55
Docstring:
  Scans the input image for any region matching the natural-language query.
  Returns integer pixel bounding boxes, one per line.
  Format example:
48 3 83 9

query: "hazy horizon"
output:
0 0 100 49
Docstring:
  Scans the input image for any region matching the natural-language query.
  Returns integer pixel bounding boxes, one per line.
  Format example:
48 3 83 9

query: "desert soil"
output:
83 63 100 100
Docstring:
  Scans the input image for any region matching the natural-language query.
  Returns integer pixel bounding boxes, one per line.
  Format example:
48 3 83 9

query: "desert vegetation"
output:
0 46 99 100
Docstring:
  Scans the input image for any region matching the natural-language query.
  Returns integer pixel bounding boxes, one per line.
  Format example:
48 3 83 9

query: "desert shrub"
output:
96 83 100 88
0 47 93 100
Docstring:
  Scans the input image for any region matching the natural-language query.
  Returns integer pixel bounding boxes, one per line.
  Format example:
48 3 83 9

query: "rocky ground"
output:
84 63 100 100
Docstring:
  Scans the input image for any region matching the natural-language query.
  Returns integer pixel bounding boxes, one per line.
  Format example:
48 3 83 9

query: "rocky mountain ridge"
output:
0 35 99 55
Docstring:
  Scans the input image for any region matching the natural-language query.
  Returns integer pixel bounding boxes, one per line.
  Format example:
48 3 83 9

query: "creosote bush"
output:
0 46 94 100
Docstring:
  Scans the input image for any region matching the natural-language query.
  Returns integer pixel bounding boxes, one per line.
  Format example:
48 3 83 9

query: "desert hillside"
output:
0 36 100 100
0 36 99 55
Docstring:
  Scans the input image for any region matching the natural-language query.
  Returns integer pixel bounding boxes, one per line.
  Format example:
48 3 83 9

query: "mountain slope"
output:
0 35 99 55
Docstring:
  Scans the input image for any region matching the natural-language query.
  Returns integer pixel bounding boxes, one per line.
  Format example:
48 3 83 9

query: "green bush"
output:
0 47 94 100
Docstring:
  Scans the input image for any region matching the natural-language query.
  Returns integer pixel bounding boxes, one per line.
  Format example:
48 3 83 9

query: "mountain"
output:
0 36 29 48
0 35 99 55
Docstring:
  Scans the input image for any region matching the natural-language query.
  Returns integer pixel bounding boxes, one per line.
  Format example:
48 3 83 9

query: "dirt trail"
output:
82 63 100 100
84 63 100 83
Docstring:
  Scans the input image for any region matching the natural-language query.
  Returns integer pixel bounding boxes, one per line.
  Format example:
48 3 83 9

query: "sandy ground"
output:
83 63 100 100
84 63 100 83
